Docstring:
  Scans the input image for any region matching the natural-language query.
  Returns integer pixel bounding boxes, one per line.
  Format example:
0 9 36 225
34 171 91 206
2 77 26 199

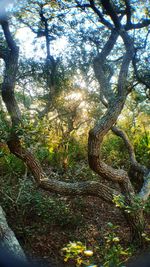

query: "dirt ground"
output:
16 195 131 266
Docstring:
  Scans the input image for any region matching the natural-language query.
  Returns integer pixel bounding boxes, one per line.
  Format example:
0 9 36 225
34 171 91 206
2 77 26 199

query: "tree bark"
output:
124 209 145 246
0 206 26 260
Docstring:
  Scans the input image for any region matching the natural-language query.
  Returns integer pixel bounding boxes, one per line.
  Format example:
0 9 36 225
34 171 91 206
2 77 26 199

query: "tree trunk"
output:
0 206 26 260
124 209 145 247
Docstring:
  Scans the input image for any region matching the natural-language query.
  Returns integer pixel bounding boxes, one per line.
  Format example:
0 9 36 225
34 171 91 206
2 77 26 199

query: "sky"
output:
0 0 15 18
16 27 68 60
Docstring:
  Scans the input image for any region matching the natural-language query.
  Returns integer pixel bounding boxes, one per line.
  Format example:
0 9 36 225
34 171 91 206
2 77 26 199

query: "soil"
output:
16 195 131 266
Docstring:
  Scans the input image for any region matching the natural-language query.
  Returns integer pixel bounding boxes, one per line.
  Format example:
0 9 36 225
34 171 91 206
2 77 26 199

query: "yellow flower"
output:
61 247 67 251
112 237 120 242
84 250 93 257
77 258 83 265
70 242 77 247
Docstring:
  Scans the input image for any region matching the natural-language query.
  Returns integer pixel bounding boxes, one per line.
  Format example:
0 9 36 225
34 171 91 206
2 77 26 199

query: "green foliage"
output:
61 223 132 267
0 152 25 176
35 146 50 162
144 198 150 213
101 125 149 170
101 134 130 169
0 175 84 236
49 138 86 169
133 131 150 167
61 241 95 266
0 111 11 142
31 193 83 227
113 194 150 214
100 223 132 267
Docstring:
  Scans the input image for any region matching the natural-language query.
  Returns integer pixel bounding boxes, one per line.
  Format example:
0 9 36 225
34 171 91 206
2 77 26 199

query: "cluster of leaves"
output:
112 194 150 243
61 241 95 267
0 167 85 244
99 223 132 267
61 223 132 267
0 153 25 177
101 134 130 169
113 194 150 214
133 130 150 167
0 111 11 143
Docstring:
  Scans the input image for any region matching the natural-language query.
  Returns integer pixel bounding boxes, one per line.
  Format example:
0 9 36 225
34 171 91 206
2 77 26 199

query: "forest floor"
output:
1 161 150 266
21 196 130 266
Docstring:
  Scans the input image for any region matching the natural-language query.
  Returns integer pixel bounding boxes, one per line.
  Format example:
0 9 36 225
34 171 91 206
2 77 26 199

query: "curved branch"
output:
89 36 134 181
7 135 121 203
88 13 135 199
100 0 150 31
37 98 53 119
117 33 135 93
0 15 18 51
40 179 120 203
0 16 21 127
88 97 131 183
88 0 113 29
126 19 150 30
101 0 121 29
93 30 118 103
124 0 132 26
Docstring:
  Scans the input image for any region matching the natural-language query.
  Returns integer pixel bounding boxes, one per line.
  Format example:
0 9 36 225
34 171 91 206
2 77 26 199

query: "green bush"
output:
101 134 130 169
100 223 132 267
0 176 84 236
134 132 150 167
0 152 25 176
61 223 132 267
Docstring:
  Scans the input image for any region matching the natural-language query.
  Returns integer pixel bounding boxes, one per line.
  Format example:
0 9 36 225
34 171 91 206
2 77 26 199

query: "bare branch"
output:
108 56 123 62
117 33 135 96
75 0 113 29
37 100 53 119
18 18 38 34
100 0 150 32
40 179 121 203
88 0 113 29
73 119 91 131
101 0 121 29
93 30 118 102
124 0 132 26
39 6 51 59
126 19 150 30
0 15 18 52
112 126 136 162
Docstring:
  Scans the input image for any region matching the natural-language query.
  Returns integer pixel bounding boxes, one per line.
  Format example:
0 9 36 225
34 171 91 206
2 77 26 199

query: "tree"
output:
0 0 150 247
